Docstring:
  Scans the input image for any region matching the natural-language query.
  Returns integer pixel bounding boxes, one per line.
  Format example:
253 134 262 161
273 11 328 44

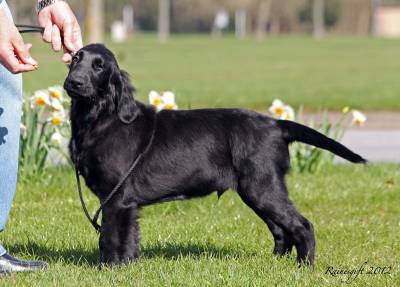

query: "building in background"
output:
374 4 400 37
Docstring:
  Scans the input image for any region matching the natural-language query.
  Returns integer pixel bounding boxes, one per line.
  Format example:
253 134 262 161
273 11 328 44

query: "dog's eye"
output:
71 55 79 64
93 61 104 71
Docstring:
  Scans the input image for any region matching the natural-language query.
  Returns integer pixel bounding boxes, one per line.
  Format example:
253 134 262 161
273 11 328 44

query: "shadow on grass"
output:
7 241 252 267
142 242 251 260
8 242 99 267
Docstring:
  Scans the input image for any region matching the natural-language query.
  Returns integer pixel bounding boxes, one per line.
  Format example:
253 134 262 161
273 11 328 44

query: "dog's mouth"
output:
64 83 93 100
66 90 84 99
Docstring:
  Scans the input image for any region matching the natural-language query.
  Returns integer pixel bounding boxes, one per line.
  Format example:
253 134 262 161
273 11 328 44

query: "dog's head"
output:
64 44 139 124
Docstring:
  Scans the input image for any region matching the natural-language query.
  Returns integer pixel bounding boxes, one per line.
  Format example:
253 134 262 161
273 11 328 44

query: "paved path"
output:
301 112 400 163
337 129 400 163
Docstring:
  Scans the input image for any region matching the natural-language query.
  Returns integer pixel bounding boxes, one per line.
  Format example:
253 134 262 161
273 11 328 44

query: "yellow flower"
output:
52 118 61 125
160 91 178 110
48 86 64 101
342 106 350 114
163 103 178 110
268 99 295 121
352 110 367 126
269 99 285 118
31 90 50 108
281 105 295 121
149 90 163 111
149 90 178 111
50 98 64 111
48 110 65 126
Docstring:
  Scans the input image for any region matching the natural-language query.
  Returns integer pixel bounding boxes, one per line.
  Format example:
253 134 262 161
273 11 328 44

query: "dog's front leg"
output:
99 202 140 265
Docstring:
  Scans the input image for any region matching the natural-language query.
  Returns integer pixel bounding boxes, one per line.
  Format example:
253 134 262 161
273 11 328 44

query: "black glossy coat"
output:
64 44 366 266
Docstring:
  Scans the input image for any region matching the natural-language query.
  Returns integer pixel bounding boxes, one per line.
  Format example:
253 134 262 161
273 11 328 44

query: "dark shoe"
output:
0 253 48 273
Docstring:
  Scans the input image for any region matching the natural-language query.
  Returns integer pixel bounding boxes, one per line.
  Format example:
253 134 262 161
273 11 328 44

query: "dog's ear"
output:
112 70 140 124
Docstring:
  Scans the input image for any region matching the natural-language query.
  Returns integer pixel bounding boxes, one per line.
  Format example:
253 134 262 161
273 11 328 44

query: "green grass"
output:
0 164 399 286
22 34 400 111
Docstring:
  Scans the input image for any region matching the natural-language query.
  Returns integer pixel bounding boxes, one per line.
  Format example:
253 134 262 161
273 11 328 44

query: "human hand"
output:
38 1 83 62
0 9 38 73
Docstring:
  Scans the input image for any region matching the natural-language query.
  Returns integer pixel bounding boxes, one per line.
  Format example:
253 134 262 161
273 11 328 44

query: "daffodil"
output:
352 110 366 126
268 99 295 121
269 99 285 118
48 86 64 101
149 90 178 111
48 110 66 126
31 90 50 108
50 131 64 146
281 105 295 121
342 106 350 114
160 91 178 110
149 90 163 110
50 98 64 112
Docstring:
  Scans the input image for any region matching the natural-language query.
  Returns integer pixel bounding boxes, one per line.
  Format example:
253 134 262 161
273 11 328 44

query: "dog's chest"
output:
74 141 111 194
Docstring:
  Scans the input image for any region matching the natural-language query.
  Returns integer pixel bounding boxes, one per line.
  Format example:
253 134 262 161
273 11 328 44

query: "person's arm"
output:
0 4 38 74
37 0 82 62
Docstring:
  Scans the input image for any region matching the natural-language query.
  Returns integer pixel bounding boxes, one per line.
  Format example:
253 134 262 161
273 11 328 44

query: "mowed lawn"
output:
22 34 400 111
0 164 398 286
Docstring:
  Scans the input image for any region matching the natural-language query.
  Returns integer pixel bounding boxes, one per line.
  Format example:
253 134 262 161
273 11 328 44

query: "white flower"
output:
149 90 178 111
51 132 64 146
269 99 285 118
149 90 163 111
48 109 66 126
352 110 367 126
268 99 295 121
48 86 64 101
50 98 64 111
160 91 178 110
31 90 51 108
281 105 295 121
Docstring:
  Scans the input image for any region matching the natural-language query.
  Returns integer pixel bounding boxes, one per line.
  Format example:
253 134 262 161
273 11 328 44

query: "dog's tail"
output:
277 120 367 164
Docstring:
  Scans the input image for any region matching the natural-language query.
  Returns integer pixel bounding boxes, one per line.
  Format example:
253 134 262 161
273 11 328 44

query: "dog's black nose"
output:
69 79 84 89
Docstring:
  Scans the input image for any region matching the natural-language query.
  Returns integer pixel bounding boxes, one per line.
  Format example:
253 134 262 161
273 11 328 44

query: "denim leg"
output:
0 68 22 233
0 3 22 258
0 71 22 234
0 0 23 234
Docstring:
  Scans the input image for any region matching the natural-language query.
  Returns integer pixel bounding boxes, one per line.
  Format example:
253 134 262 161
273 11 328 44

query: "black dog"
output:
64 44 366 266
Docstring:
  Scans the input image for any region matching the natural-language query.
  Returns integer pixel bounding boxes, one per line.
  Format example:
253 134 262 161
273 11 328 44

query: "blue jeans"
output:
0 1 23 256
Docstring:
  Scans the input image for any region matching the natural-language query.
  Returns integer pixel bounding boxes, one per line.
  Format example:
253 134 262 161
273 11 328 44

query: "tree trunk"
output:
158 0 170 42
371 0 381 36
357 0 371 35
85 0 104 43
256 0 272 41
313 0 325 39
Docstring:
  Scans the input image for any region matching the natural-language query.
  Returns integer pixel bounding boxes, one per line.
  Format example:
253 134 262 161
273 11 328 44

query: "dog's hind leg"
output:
99 203 140 265
237 170 315 266
264 217 294 256
238 191 294 256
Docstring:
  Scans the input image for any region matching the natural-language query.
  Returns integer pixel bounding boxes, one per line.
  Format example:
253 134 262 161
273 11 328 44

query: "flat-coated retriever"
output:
64 44 366 267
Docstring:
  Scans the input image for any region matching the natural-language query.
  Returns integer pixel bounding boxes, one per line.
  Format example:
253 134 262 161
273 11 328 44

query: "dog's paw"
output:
99 250 119 265
99 250 140 266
